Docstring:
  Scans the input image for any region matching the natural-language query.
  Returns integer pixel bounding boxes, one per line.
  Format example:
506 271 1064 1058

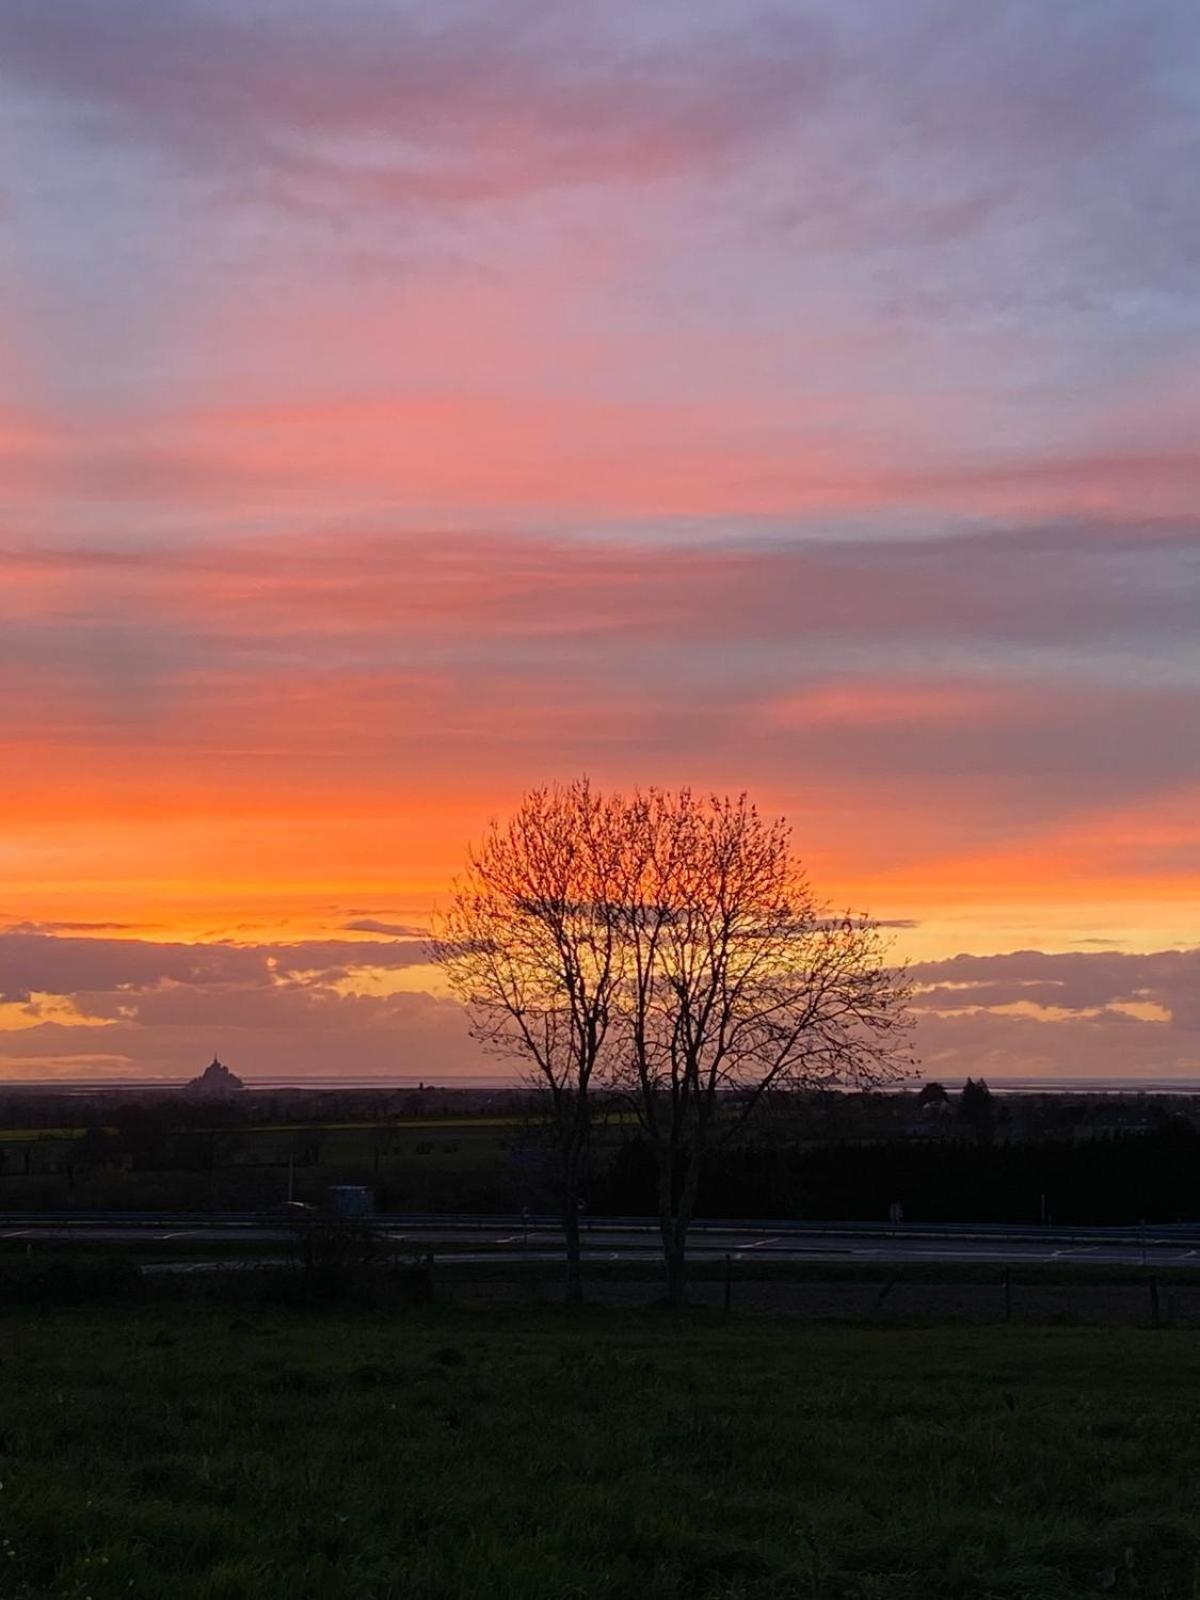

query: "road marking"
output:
0 1229 31 1239
740 1237 782 1251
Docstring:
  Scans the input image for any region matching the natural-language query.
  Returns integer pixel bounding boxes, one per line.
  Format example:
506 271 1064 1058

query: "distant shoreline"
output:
5 1075 1200 1096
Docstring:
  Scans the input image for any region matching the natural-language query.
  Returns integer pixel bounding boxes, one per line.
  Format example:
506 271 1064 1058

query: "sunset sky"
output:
2 0 1198 1082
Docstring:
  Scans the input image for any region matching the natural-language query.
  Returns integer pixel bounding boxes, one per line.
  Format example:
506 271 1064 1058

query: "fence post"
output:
1148 1276 1160 1328
723 1253 732 1317
1003 1265 1012 1323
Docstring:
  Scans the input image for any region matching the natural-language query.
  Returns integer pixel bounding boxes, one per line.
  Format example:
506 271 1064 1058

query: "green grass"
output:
0 1127 90 1142
233 1115 529 1133
1 1309 1199 1599
432 1253 1200 1286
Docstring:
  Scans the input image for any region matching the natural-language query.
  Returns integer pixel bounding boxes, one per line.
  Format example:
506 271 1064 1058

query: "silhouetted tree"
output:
436 782 914 1308
607 788 915 1307
433 780 628 1304
958 1077 995 1141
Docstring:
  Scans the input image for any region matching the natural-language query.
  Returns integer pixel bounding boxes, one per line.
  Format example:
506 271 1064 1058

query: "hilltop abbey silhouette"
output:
184 1056 245 1098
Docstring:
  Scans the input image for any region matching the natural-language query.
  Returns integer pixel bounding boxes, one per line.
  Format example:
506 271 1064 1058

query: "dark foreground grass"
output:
1 1309 1199 1599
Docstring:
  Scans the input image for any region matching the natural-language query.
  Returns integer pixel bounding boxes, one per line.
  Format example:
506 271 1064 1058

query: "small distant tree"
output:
958 1077 995 1140
610 789 915 1307
432 781 628 1304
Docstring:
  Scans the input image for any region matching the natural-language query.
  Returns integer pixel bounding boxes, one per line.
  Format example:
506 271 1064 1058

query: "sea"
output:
3 1075 1200 1096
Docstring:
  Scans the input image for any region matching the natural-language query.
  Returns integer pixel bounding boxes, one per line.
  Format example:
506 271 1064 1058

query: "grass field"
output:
1 1308 1199 1599
0 1114 529 1211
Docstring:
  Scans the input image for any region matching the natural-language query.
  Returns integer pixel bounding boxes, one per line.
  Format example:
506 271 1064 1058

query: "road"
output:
3 1211 1200 1268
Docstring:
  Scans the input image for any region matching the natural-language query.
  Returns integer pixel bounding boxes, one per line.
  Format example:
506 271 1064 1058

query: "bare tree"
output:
432 780 627 1303
435 780 914 1309
611 790 914 1308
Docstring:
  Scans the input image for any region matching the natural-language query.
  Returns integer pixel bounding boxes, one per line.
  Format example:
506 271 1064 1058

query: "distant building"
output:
185 1056 245 1097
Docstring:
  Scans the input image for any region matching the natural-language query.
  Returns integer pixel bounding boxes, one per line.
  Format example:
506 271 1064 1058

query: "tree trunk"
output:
658 1173 692 1309
657 1151 682 1307
562 1203 583 1305
663 1226 687 1309
661 1154 702 1310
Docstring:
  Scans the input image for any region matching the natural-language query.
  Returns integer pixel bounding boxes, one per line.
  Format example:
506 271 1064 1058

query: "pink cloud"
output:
0 4 830 206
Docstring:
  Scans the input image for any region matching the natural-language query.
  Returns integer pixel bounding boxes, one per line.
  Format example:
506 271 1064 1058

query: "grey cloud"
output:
911 948 1200 1026
0 987 482 1081
6 522 1199 843
0 933 431 1006
769 0 1200 309
12 517 1200 654
3 935 1200 1083
914 1003 1200 1084
0 0 832 205
4 0 1194 282
75 978 403 1031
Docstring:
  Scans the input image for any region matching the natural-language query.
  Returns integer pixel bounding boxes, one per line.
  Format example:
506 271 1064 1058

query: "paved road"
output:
410 1230 1200 1268
3 1213 1200 1268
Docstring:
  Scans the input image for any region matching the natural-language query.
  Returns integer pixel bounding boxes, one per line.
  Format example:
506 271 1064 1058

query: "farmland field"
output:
0 1113 541 1212
1 1307 1199 1598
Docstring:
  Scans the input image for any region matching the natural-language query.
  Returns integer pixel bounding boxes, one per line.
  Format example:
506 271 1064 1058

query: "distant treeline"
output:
4 1083 1200 1224
590 1118 1200 1226
0 1084 530 1131
0 1079 1191 1136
